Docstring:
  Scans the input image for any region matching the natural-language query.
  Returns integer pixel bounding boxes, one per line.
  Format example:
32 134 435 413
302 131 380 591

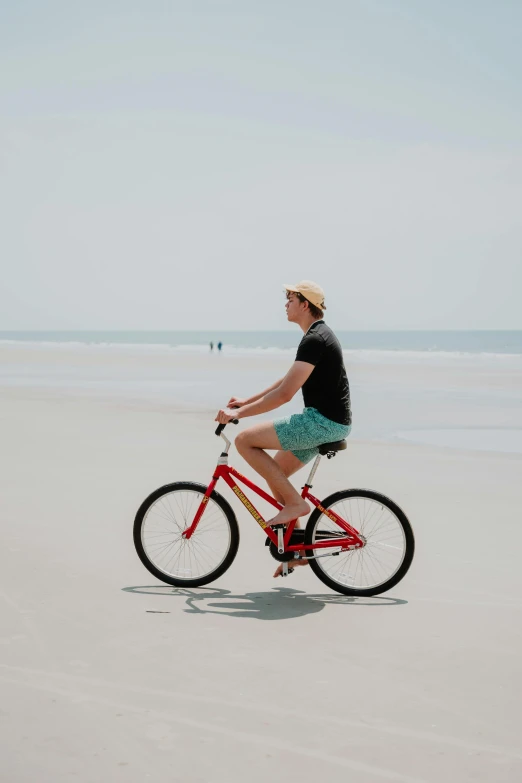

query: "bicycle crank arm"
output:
277 526 284 554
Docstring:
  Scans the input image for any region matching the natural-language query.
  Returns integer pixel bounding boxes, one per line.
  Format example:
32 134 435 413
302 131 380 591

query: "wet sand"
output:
1 356 521 781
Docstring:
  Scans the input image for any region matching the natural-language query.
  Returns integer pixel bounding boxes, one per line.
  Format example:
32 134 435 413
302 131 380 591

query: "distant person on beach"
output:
215 280 351 577
209 341 214 351
217 341 223 352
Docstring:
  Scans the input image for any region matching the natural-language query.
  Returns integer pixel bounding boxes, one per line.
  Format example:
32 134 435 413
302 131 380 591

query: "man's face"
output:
285 292 305 322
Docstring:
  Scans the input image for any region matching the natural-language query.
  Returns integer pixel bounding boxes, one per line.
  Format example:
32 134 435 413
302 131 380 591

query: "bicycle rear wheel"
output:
133 482 239 587
304 489 414 597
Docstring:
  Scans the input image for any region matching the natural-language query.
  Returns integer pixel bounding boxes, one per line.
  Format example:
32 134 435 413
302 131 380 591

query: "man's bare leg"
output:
234 423 310 527
269 450 310 577
234 433 310 578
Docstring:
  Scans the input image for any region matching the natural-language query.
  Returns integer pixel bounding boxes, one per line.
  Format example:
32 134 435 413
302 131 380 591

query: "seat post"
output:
304 454 322 490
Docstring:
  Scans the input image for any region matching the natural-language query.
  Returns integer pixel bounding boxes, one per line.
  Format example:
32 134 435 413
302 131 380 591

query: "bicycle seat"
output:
318 439 347 456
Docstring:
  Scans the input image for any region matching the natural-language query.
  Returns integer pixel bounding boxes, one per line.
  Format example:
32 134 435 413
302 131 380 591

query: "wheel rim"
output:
141 490 231 580
312 496 407 590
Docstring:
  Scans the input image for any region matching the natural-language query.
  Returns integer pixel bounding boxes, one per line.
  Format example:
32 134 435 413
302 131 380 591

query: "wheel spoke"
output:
312 494 409 592
140 489 232 580
149 504 179 528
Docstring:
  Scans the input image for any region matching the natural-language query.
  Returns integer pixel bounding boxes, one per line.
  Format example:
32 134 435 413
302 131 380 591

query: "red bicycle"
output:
133 421 415 597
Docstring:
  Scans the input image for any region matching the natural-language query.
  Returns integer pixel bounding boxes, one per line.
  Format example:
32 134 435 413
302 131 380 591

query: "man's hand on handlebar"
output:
215 408 241 425
227 396 247 409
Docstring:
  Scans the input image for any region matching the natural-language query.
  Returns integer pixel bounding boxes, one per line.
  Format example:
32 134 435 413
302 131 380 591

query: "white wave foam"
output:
1 339 521 364
0 338 295 357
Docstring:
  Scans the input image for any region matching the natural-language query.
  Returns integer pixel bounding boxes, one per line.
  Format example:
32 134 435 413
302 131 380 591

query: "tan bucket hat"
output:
284 280 326 310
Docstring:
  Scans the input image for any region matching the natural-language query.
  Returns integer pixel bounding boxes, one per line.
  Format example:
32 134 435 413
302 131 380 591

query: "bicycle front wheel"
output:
304 489 414 597
133 482 239 587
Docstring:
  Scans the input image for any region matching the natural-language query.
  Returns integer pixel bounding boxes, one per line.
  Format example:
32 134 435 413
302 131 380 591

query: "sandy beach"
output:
1 345 522 781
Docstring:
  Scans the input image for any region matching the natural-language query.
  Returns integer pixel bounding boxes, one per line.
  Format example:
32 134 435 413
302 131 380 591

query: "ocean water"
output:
1 329 522 356
2 330 522 454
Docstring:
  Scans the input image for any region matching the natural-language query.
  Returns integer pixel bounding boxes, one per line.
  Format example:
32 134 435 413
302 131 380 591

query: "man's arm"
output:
228 377 285 408
217 362 314 423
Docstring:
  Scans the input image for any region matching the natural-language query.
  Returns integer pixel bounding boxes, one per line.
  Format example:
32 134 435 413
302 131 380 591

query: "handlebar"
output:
215 419 239 437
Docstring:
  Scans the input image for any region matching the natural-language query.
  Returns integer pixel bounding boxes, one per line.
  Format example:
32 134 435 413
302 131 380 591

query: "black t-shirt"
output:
295 321 351 425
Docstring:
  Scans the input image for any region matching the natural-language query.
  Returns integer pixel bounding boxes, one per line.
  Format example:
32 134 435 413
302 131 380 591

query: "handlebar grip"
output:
215 419 239 436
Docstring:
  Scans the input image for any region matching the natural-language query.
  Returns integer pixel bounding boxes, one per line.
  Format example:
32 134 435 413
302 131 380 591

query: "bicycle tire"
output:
304 488 414 597
133 481 240 587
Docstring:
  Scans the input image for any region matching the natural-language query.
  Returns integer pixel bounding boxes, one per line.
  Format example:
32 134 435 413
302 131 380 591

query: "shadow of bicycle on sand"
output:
122 585 407 621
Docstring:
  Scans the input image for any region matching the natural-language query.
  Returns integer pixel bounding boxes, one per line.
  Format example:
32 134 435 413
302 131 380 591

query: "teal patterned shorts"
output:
274 407 351 465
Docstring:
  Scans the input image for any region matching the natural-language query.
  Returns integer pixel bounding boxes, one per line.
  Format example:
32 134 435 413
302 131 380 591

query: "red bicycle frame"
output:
182 460 364 553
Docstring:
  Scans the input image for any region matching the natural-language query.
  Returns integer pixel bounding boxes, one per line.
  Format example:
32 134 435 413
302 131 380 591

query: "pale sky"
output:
1 0 521 331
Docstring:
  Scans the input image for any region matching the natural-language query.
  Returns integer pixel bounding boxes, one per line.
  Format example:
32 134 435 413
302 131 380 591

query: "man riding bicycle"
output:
215 280 352 576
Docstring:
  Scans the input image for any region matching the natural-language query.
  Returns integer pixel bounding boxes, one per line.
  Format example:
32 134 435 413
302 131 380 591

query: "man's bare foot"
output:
273 559 308 578
268 499 310 527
